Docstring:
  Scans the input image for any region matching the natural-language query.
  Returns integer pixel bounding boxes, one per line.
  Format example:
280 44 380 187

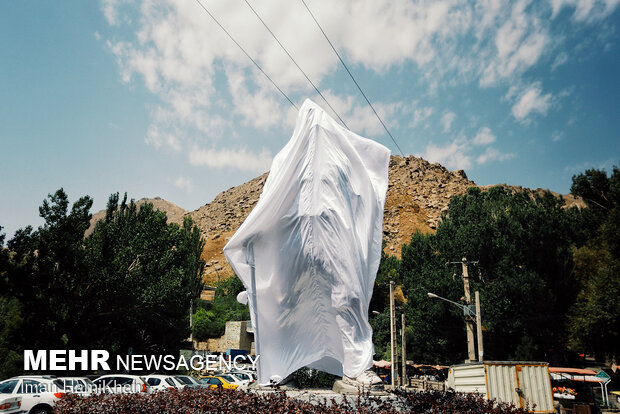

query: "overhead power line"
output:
244 0 349 129
300 0 405 157
194 0 298 111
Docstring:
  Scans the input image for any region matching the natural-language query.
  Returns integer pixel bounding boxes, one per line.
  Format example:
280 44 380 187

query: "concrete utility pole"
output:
401 313 407 387
461 258 476 363
475 291 484 362
389 280 397 387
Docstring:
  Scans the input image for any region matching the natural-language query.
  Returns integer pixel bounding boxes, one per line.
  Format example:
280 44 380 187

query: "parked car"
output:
173 375 205 389
228 371 255 385
0 376 66 414
58 377 96 396
218 373 248 388
92 375 149 394
198 376 238 390
0 395 22 414
144 375 183 392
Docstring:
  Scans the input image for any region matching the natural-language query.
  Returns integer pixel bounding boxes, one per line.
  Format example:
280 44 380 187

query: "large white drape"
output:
224 99 390 384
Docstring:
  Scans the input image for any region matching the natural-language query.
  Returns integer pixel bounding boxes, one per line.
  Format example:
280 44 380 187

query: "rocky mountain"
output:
87 155 584 286
184 155 478 285
184 155 585 285
85 197 187 236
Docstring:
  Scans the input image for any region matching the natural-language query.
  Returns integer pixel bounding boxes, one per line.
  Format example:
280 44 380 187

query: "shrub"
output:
292 367 339 389
55 388 530 413
192 308 224 340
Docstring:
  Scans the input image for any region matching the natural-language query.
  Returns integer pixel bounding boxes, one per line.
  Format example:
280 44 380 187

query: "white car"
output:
144 375 183 392
216 374 248 389
229 371 255 385
0 376 66 414
0 395 22 414
173 375 205 389
58 377 96 396
92 374 149 394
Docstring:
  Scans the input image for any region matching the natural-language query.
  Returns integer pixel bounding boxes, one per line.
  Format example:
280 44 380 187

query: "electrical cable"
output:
300 0 405 156
194 0 298 111
244 0 348 129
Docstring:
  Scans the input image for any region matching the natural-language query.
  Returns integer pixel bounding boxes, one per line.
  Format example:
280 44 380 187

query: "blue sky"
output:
1 0 619 239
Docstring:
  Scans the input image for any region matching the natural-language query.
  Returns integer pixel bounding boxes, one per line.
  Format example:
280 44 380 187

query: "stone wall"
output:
194 320 254 354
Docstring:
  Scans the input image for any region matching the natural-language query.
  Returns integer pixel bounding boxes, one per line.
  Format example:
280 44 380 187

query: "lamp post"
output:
427 291 484 362
372 307 405 387
401 313 407 387
474 291 484 362
460 258 476 363
389 281 397 387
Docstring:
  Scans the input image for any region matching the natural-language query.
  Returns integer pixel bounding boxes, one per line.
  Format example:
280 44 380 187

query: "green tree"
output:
192 274 251 341
0 296 23 378
370 246 400 314
397 187 579 364
400 232 467 364
192 307 224 340
2 190 205 369
0 226 24 378
568 167 620 361
368 245 402 361
79 193 205 355
5 189 93 350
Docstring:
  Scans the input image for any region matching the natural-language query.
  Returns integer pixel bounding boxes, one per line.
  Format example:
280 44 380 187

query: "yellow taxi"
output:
198 376 238 390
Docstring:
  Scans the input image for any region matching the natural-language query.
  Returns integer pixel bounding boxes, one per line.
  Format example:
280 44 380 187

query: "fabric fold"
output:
224 99 390 384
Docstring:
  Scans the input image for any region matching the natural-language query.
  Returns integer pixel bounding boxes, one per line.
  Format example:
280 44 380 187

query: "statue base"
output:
332 380 385 394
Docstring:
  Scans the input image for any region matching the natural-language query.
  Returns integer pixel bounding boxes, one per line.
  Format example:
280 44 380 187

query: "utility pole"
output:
189 300 194 344
401 313 407 387
389 280 397 387
475 291 484 362
461 258 476 363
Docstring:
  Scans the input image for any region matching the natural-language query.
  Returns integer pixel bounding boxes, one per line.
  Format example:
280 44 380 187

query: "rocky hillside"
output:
185 155 477 285
86 197 187 236
87 156 584 286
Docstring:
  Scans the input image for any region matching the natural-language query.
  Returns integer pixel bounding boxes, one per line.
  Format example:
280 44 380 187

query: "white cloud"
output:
100 0 618 171
480 1 549 86
551 0 620 22
421 126 511 170
410 107 434 128
476 147 514 164
551 131 563 142
551 52 569 71
563 158 616 174
145 124 181 152
422 140 472 170
441 112 456 133
511 83 553 120
189 147 272 173
101 0 120 26
227 69 287 130
346 99 402 137
472 127 496 145
174 176 193 192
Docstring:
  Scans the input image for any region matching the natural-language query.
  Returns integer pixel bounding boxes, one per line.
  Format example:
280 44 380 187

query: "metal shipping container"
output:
447 361 554 413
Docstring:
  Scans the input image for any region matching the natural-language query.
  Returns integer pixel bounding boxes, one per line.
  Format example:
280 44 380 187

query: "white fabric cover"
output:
223 99 390 384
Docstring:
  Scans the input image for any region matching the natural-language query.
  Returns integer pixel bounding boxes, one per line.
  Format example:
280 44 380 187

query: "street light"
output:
427 292 475 317
427 292 484 362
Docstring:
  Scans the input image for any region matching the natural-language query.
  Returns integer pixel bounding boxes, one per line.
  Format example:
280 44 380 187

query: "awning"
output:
373 360 391 368
549 367 605 383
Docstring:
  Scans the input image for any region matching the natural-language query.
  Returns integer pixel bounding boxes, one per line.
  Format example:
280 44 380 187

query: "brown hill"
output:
88 156 584 286
184 155 585 285
85 197 187 236
186 155 477 285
